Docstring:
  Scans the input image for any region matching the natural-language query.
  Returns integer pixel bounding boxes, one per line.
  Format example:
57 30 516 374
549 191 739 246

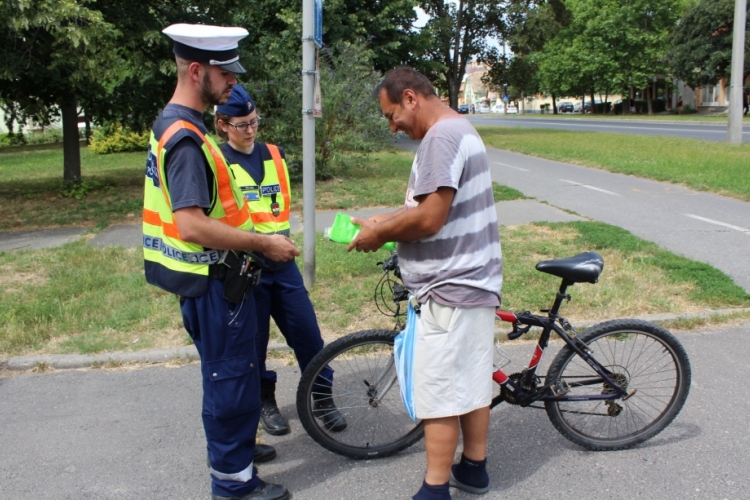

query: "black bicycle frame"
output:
493 279 629 406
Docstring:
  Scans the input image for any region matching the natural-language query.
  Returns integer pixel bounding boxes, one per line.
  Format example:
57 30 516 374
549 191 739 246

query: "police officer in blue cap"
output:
215 86 346 436
143 23 297 500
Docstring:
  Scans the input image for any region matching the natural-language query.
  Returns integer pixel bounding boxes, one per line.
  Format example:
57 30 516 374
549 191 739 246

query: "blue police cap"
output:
216 85 256 117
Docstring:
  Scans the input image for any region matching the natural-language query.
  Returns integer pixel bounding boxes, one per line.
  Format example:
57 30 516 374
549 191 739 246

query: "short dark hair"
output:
375 67 436 105
213 110 231 141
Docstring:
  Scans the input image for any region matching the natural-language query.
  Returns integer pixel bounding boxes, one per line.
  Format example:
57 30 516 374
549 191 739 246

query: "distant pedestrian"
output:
677 96 684 115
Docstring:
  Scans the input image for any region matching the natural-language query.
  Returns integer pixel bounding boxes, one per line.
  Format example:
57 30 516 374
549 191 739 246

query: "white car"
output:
492 102 504 113
505 105 518 114
478 103 491 113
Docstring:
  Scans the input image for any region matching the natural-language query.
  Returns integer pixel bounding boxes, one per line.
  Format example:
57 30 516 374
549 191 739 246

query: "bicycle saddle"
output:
535 251 604 284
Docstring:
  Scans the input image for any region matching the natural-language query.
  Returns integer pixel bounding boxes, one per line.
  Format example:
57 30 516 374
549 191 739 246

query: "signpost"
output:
727 0 747 145
302 0 318 288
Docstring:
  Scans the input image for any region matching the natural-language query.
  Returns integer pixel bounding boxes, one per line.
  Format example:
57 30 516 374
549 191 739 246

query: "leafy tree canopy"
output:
668 0 750 89
419 0 504 108
536 0 681 109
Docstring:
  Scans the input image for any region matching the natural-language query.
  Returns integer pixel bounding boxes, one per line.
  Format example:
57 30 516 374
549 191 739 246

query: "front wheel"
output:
296 329 425 459
544 319 691 451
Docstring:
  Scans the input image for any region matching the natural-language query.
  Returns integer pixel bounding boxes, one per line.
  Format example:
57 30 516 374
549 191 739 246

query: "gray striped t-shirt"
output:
398 116 503 307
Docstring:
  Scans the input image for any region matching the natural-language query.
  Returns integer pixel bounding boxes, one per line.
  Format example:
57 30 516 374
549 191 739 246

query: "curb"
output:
1 342 292 372
2 308 748 372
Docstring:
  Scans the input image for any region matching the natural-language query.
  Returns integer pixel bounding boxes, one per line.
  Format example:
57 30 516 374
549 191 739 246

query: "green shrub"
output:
25 128 64 145
90 123 149 154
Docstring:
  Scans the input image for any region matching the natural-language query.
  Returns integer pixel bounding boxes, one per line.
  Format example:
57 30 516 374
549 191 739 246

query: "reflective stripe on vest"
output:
143 235 224 265
229 143 292 234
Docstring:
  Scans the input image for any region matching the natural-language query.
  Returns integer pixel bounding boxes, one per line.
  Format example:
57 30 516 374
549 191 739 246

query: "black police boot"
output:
253 444 277 464
260 384 290 436
312 385 347 432
211 479 291 500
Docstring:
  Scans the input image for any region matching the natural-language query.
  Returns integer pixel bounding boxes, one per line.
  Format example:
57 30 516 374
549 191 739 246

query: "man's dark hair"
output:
375 67 436 105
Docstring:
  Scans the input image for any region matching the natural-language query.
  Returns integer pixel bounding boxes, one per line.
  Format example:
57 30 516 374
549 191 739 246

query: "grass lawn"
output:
0 144 523 231
478 127 750 201
1 221 748 358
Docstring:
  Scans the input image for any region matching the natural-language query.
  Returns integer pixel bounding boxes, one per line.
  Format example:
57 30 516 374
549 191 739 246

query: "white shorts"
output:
413 299 496 419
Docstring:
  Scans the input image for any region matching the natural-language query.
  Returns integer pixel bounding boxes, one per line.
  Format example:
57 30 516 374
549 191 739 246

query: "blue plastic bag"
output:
393 299 418 421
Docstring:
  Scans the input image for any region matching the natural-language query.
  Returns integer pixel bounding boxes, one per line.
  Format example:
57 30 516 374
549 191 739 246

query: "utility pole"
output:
301 0 316 287
727 0 747 145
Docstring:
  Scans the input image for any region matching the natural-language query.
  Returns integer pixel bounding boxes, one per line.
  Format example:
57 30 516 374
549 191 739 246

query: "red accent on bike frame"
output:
492 369 509 384
529 345 544 368
496 310 517 323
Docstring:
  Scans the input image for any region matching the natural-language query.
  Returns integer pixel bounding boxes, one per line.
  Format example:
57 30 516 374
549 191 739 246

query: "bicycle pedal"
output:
550 380 570 397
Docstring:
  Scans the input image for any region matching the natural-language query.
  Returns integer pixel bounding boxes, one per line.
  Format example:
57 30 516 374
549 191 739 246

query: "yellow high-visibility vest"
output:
143 119 253 297
228 143 291 235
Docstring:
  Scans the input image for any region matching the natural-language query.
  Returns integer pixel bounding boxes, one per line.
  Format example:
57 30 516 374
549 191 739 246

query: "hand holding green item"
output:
326 212 395 251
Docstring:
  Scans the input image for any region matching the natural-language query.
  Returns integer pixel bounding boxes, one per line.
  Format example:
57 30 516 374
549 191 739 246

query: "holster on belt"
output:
209 250 262 303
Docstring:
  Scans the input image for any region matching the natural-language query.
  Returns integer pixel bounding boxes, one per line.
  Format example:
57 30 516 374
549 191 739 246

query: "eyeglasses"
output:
226 117 261 132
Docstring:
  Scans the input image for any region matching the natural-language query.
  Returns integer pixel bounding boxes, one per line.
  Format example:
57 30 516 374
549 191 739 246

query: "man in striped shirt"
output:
349 67 502 500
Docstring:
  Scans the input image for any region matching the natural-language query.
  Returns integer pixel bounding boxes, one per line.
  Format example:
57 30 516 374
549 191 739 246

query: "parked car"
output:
557 101 574 113
478 103 491 113
458 104 469 114
505 105 518 114
583 99 603 113
492 102 504 113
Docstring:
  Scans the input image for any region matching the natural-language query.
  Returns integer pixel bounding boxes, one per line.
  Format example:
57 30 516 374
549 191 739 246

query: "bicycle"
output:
296 251 691 459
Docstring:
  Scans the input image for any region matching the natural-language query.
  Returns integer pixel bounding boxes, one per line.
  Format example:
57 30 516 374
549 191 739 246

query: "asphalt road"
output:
466 115 750 142
1 323 748 499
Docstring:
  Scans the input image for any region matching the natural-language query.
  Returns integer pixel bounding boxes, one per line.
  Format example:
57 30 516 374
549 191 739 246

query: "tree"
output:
1 0 120 181
501 0 570 112
669 0 750 89
536 0 680 114
419 0 504 108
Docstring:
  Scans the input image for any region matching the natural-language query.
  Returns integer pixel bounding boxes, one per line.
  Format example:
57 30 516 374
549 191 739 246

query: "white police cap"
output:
162 24 249 74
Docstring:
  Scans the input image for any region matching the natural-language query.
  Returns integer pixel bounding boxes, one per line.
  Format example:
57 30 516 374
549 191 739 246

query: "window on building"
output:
701 85 720 106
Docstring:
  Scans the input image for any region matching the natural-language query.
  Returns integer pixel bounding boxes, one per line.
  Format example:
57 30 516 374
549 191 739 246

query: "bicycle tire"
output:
296 329 425 459
544 319 691 451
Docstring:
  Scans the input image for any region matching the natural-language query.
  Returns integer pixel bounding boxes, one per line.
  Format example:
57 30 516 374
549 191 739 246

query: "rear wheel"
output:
544 319 691 451
296 329 425 459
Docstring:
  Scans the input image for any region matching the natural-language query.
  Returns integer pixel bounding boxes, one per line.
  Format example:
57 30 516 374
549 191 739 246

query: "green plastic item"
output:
327 212 396 251
328 213 360 244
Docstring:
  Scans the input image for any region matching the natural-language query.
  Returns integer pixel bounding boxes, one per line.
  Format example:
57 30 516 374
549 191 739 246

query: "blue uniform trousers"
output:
181 279 261 498
253 261 332 388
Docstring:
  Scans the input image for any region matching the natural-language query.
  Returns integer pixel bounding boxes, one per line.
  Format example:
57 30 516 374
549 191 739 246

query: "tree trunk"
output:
447 74 461 110
590 89 597 114
646 87 653 115
552 94 558 114
61 96 82 182
521 91 525 114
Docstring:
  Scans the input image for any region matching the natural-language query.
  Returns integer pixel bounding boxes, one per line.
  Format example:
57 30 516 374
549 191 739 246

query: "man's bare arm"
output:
367 209 403 224
174 207 299 261
348 187 455 252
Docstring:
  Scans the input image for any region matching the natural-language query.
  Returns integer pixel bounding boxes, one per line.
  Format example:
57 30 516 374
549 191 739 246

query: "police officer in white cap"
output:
143 23 297 500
